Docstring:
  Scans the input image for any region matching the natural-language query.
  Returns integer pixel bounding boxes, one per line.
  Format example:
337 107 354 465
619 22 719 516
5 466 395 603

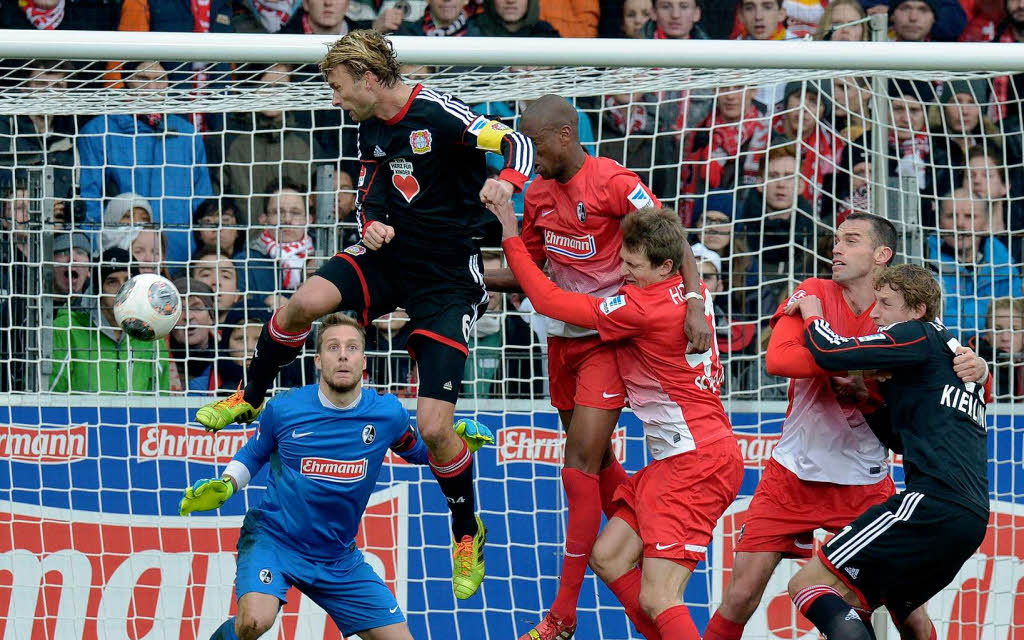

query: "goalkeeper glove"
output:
454 418 495 453
179 477 235 516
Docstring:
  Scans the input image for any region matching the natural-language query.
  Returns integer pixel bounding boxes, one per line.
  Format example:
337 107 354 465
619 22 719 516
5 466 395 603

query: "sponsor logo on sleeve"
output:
787 289 808 306
344 244 367 256
627 183 654 210
600 295 627 315
358 165 366 187
409 130 431 155
468 116 488 134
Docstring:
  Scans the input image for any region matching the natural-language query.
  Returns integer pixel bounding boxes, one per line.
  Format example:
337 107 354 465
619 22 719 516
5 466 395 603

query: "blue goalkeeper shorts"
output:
235 527 405 635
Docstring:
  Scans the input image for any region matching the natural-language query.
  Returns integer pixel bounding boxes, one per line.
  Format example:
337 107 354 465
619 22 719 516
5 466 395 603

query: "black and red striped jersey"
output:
355 84 533 259
803 317 990 519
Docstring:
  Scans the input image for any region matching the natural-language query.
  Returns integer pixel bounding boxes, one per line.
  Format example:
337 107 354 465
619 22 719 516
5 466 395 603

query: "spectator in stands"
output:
78 60 214 267
621 0 652 37
51 231 93 301
207 317 265 392
860 0 966 40
736 0 792 109
965 145 1024 261
0 175 43 391
130 227 170 277
774 81 841 212
831 76 872 141
930 79 1000 198
167 277 218 393
240 182 314 304
398 0 479 35
0 62 77 205
538 0 597 36
989 3 1024 126
814 0 867 40
642 0 707 38
193 197 245 258
597 92 680 205
49 247 171 393
190 248 244 323
326 165 361 249
888 0 939 40
927 188 1023 334
681 85 770 222
100 192 153 252
467 0 559 36
1 0 120 31
281 0 374 34
970 296 1024 398
738 144 818 308
223 63 327 221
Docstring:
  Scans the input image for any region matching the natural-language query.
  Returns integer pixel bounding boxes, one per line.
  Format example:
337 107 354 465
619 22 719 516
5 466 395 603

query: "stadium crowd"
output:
1 0 1023 400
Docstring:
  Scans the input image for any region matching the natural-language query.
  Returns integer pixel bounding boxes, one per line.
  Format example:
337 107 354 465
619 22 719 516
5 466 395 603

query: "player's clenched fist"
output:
363 221 395 250
486 200 519 239
179 477 235 516
479 177 514 206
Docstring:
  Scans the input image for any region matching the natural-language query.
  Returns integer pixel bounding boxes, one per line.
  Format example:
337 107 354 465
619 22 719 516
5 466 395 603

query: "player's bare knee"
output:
417 421 450 449
721 577 764 621
897 608 933 640
588 538 624 581
637 585 672 621
562 447 603 474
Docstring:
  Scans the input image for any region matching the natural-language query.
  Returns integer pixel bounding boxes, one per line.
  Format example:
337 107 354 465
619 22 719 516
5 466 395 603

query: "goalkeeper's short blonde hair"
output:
316 313 366 353
319 30 402 88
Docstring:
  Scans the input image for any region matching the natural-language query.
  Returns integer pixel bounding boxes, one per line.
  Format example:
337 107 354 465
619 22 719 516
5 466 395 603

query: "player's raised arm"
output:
677 239 713 353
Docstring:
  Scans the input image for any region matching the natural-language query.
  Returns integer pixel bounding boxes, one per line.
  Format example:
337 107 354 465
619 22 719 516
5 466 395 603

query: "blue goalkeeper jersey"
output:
232 384 428 560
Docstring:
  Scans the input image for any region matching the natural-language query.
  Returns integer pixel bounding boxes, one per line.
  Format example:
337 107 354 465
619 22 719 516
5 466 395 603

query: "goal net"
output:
0 32 1021 639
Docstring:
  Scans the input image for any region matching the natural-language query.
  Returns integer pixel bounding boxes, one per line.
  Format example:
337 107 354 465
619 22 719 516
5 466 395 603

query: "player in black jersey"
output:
783 264 990 640
196 30 535 600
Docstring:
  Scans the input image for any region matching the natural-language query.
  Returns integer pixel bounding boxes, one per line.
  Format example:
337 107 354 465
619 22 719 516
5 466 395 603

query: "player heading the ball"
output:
183 314 488 640
194 29 534 600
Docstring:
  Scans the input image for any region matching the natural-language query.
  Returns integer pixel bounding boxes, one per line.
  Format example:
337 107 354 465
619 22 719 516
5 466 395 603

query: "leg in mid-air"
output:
411 335 493 600
788 556 874 640
196 275 341 430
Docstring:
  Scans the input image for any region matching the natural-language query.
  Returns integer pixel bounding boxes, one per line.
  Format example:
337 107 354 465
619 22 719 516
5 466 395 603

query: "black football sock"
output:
794 585 874 640
429 440 478 539
241 312 309 407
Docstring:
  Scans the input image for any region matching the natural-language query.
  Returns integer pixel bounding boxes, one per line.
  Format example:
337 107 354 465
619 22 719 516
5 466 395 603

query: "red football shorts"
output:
736 457 896 558
613 437 744 571
547 334 626 411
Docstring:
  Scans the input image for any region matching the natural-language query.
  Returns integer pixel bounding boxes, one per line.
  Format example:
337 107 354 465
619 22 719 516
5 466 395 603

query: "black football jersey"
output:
354 84 533 260
804 318 990 519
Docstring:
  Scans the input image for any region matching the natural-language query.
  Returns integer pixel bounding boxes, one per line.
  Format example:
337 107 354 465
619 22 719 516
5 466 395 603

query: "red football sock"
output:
548 468 602 623
705 610 746 640
598 458 629 519
656 606 700 640
607 569 661 639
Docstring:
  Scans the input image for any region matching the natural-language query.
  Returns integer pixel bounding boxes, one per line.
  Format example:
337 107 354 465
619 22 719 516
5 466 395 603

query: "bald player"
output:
487 95 712 640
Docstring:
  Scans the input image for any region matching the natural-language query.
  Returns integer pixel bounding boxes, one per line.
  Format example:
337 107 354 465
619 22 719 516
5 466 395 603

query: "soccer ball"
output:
113 273 182 341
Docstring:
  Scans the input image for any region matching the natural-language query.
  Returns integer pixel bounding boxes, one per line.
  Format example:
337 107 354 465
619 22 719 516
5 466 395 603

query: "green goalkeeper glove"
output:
454 418 495 453
179 477 235 516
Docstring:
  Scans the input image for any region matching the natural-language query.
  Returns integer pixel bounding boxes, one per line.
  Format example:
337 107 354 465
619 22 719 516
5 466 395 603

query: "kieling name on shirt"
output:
939 384 986 427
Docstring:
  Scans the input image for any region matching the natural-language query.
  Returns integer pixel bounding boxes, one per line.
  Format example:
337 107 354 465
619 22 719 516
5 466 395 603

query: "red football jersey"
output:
522 155 660 301
590 276 732 460
768 278 889 485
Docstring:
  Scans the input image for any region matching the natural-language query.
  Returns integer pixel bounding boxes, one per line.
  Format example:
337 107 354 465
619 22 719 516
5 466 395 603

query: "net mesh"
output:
0 50 1022 639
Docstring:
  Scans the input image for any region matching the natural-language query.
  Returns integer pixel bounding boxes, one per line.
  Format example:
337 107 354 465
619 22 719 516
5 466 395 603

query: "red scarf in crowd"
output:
191 0 211 32
20 0 65 29
685 104 769 190
890 130 931 188
604 96 648 134
251 0 297 33
258 231 314 291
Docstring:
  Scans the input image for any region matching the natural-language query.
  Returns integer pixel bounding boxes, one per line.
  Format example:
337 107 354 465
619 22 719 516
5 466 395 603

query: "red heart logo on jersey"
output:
392 174 420 203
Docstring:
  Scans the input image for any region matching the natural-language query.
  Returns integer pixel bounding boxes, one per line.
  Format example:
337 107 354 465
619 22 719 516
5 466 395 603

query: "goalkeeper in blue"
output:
180 313 493 640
